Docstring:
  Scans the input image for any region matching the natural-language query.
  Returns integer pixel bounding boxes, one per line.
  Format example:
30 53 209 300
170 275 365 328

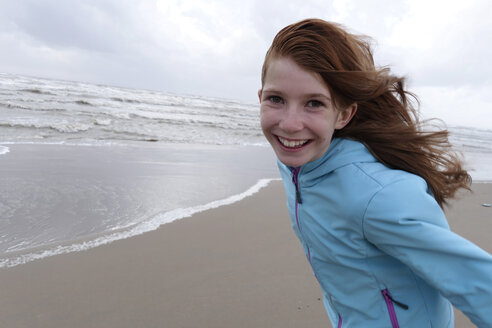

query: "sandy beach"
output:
0 181 490 328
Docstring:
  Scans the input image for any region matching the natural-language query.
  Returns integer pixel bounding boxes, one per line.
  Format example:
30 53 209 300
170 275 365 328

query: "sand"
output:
0 181 490 328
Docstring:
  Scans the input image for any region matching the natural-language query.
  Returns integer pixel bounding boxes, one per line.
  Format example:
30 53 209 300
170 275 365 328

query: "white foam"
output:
0 146 9 155
0 178 280 268
0 140 123 147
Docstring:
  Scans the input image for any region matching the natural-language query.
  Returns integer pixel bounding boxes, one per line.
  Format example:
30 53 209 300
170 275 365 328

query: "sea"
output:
0 72 491 268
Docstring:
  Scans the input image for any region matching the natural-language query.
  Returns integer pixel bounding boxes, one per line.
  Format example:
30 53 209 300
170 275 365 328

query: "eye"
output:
268 95 284 104
306 100 324 108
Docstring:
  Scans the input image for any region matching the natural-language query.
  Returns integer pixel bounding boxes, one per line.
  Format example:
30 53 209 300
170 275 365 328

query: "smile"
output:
277 136 311 149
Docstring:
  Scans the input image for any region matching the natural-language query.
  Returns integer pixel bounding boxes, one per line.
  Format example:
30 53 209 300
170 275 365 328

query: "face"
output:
259 57 356 167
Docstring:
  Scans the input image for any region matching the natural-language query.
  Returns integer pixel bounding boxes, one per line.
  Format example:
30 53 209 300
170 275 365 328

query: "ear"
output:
335 103 357 130
258 89 262 103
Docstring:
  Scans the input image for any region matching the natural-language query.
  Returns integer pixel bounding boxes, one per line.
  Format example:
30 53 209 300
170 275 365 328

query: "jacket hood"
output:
279 138 378 178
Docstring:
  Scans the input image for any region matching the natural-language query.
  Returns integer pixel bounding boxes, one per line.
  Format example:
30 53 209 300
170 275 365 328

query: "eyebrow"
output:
262 89 332 101
305 93 332 101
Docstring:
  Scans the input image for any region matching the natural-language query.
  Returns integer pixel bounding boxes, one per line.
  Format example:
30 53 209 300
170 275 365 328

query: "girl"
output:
259 19 492 327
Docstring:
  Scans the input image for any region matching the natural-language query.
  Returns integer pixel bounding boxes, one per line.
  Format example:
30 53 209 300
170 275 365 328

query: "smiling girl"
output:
259 19 492 327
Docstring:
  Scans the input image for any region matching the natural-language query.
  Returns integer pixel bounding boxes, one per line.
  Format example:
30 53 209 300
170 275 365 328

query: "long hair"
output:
261 19 471 207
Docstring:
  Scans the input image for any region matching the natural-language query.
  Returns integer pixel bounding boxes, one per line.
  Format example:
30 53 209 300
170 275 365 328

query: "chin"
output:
276 155 309 168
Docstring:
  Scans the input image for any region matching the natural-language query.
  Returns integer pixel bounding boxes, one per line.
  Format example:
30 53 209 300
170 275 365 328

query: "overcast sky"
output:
0 0 491 128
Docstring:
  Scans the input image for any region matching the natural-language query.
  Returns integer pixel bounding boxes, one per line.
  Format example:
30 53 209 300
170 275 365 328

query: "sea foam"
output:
0 146 9 155
0 178 279 268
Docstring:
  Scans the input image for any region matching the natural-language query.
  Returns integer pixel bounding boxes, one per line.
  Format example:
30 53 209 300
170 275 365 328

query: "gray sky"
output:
0 0 491 128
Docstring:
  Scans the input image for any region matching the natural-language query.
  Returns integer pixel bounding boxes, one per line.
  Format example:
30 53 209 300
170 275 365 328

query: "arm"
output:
363 177 492 327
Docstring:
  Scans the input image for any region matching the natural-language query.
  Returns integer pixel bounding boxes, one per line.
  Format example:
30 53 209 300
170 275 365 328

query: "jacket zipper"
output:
381 289 408 328
292 167 312 267
292 167 302 205
328 295 343 328
292 167 302 233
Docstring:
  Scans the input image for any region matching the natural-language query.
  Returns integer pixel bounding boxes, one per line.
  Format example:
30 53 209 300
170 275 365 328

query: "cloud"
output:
384 0 492 87
0 0 133 53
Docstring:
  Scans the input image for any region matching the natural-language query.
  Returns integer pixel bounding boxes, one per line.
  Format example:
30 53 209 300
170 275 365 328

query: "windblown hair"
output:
261 18 471 207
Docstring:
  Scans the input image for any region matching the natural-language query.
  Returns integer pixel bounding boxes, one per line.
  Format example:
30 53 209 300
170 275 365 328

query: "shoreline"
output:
0 143 279 268
0 181 490 327
0 178 278 269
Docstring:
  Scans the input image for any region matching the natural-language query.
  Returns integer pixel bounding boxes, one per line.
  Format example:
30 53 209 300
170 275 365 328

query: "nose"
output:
279 105 303 132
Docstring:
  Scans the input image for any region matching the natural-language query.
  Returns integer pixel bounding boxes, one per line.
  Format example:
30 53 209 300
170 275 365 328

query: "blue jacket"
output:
278 138 492 328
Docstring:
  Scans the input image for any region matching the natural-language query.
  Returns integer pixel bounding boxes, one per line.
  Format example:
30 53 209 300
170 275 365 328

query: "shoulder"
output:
318 138 424 190
361 171 448 232
330 157 446 224
333 155 424 195
356 162 426 189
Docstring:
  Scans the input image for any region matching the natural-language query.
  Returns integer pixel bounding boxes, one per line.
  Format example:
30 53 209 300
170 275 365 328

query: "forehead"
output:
263 57 330 96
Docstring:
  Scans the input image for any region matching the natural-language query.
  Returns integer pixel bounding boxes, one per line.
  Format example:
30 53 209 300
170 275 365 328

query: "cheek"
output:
309 115 337 139
259 108 275 131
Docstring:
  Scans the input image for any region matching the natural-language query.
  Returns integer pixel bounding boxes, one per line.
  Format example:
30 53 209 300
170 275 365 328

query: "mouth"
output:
276 136 312 149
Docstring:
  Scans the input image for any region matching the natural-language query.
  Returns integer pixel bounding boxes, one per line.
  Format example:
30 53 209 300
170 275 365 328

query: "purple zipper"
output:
328 296 343 328
292 167 312 266
292 167 302 233
381 289 408 328
291 167 302 204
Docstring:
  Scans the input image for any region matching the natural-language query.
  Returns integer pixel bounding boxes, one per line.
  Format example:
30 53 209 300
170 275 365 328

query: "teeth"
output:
278 137 308 148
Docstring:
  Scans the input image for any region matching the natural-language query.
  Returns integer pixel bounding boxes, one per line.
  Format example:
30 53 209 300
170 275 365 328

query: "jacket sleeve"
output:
362 177 492 328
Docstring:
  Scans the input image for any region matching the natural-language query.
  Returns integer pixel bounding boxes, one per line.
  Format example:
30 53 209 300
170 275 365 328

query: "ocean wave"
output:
0 101 68 113
0 102 30 110
93 118 112 126
19 88 55 95
75 100 93 106
0 140 124 147
0 178 279 268
110 97 141 104
0 121 93 133
0 146 9 155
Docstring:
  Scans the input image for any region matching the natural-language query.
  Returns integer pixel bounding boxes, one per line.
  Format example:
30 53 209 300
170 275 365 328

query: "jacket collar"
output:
280 138 377 179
